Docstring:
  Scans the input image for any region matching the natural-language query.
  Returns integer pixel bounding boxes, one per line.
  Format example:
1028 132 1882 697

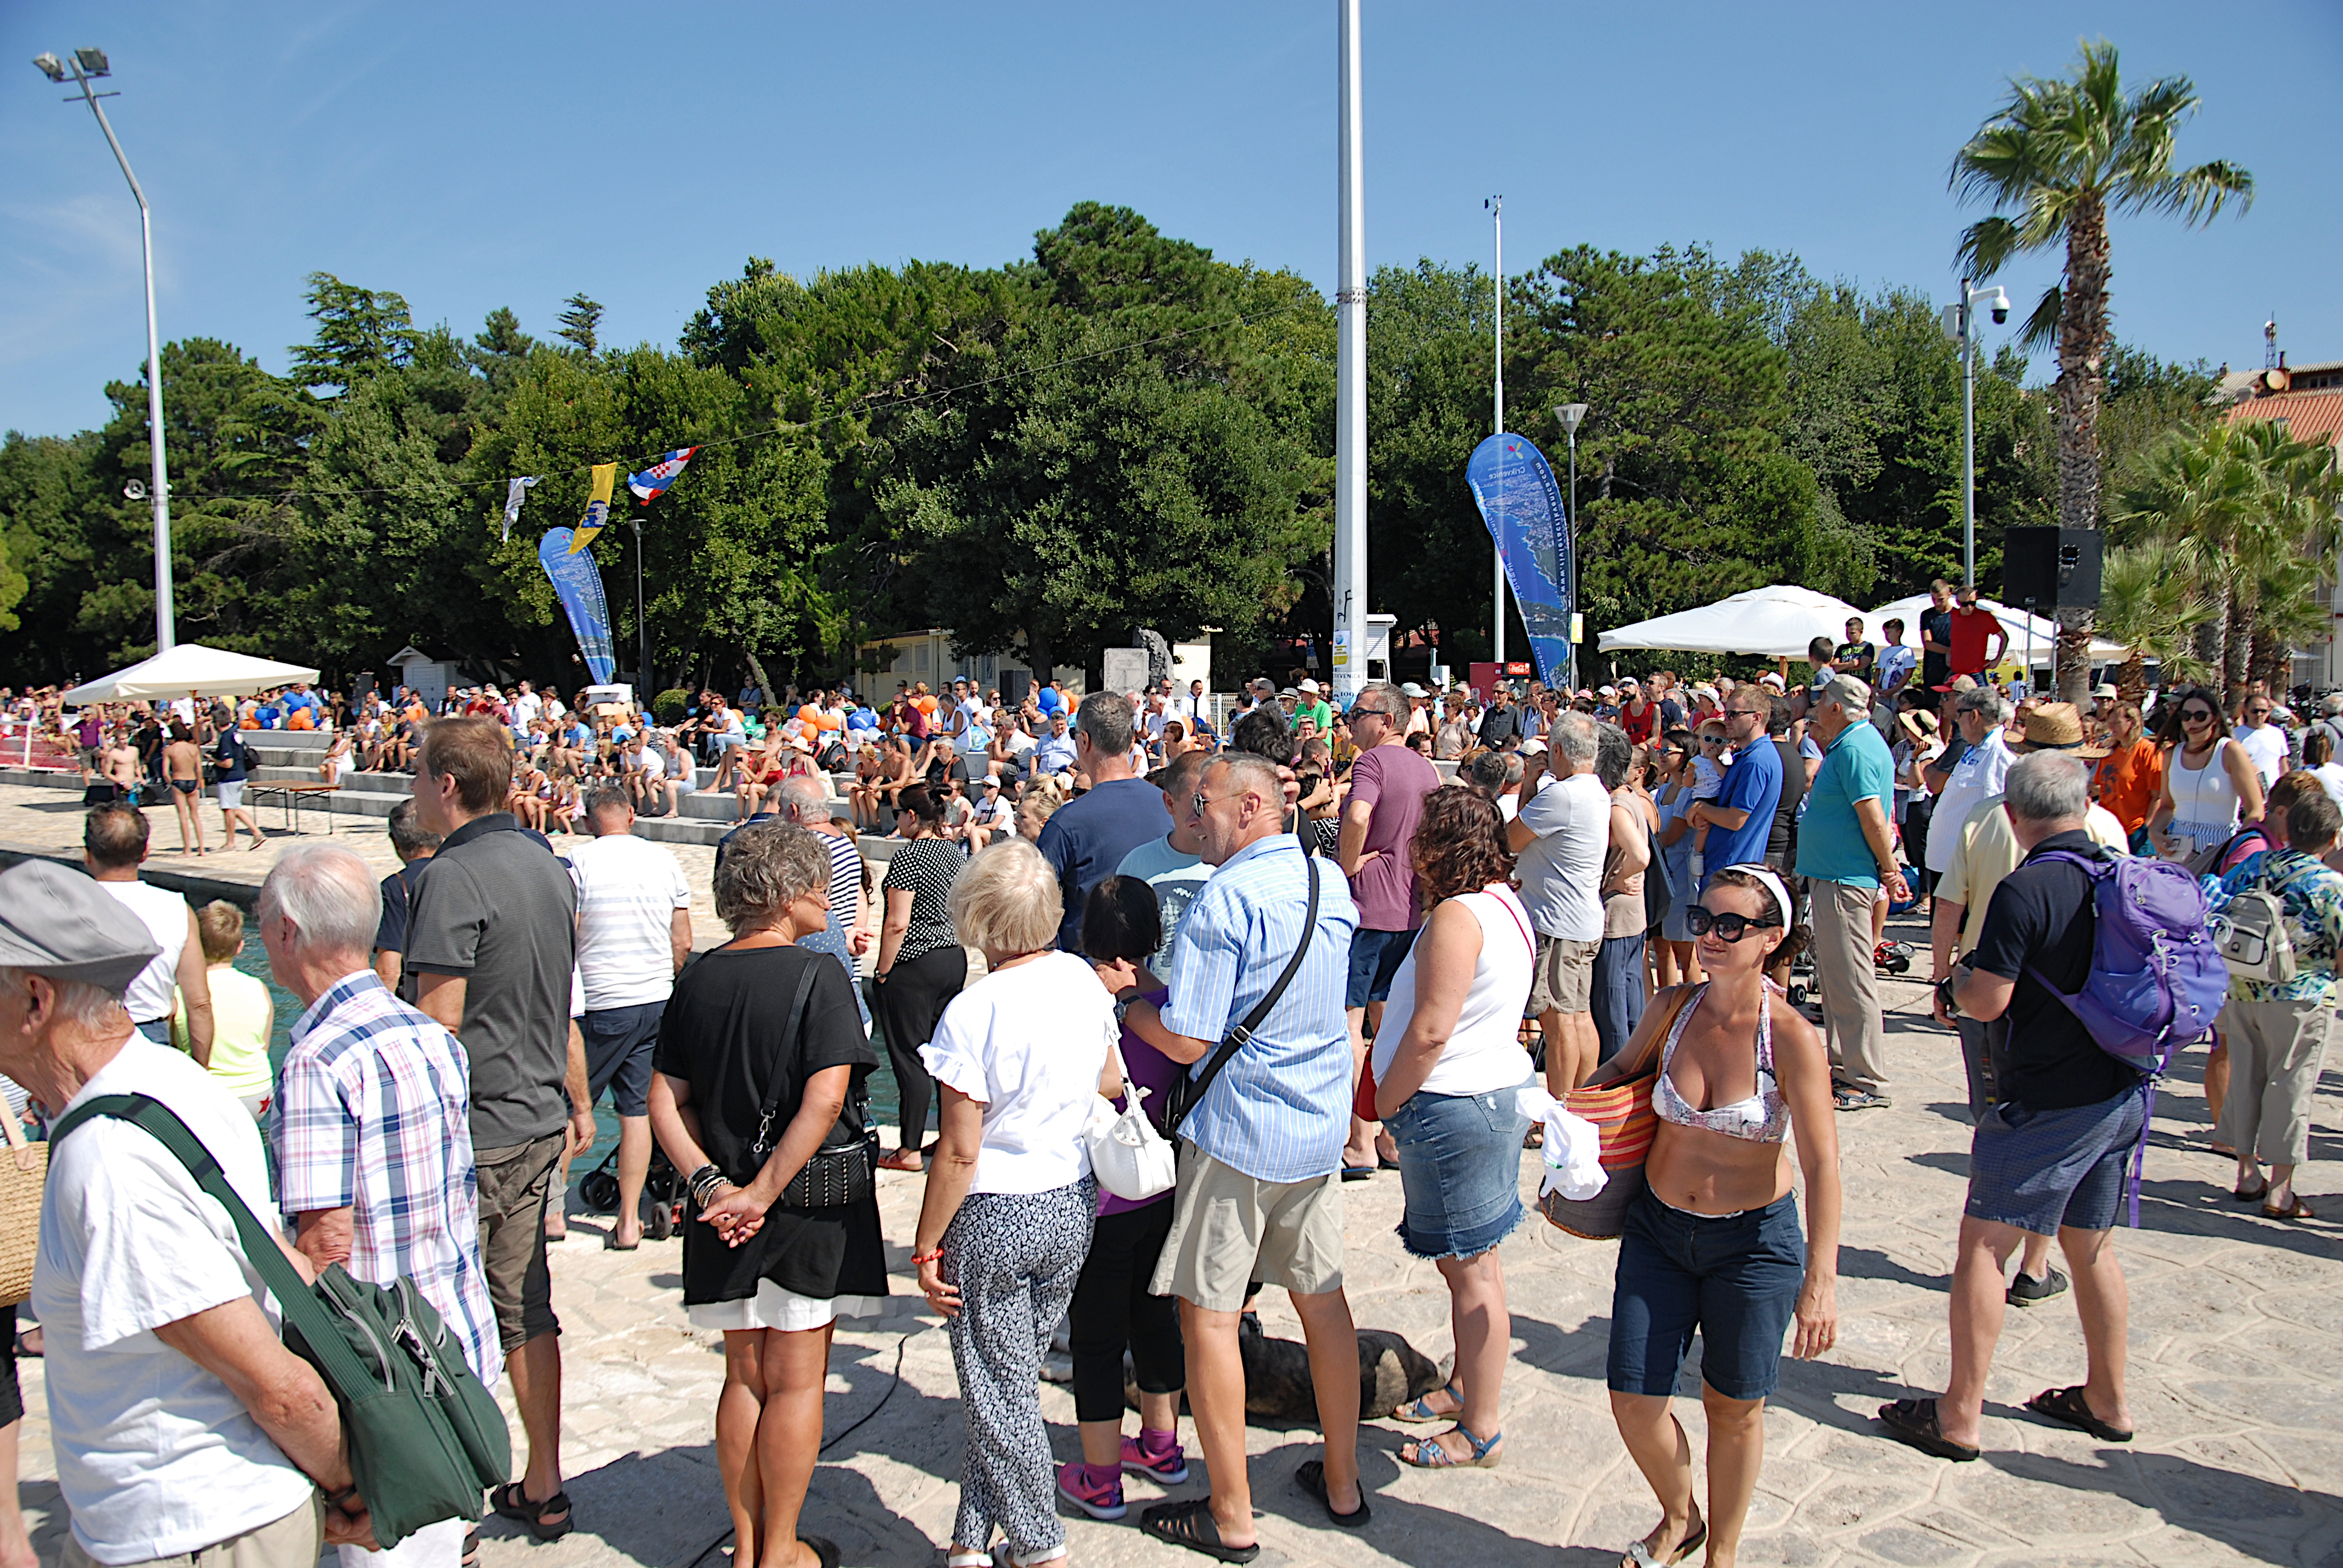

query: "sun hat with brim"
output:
0 860 162 996
2011 701 2108 759
1898 710 1939 742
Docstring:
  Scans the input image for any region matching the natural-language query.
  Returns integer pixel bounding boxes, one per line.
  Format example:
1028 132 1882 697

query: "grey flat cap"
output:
0 861 161 996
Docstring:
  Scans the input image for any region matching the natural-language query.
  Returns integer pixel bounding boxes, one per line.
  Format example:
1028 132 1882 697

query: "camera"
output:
1991 302 2010 325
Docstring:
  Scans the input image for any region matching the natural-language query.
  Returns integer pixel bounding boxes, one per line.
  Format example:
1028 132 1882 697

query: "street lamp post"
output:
1554 403 1587 693
34 48 173 652
1941 279 2009 590
630 517 650 696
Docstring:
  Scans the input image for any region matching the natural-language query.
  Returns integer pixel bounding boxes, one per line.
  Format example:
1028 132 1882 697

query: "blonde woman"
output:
911 838 1119 1568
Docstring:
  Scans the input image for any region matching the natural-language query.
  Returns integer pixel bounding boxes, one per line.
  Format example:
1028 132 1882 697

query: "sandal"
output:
1620 1518 1706 1568
1392 1380 1462 1423
1399 1424 1502 1469
490 1481 575 1541
1293 1459 1371 1527
1875 1397 1981 1462
1138 1498 1260 1563
876 1149 922 1174
462 1528 479 1568
2025 1384 2132 1442
797 1538 839 1568
2262 1195 2318 1222
2232 1180 2270 1203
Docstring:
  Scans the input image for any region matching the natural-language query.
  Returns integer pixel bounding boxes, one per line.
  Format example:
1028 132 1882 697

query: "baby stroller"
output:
576 1145 687 1241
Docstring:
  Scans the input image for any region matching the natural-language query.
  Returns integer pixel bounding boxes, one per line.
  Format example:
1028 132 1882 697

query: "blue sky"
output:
5 1 2338 438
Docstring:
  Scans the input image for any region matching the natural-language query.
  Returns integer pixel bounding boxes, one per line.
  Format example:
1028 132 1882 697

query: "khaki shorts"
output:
1529 934 1602 1016
1149 1143 1345 1312
66 1495 322 1568
476 1131 566 1352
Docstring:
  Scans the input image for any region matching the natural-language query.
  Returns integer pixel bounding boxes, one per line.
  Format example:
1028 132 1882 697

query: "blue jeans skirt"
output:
1608 1187 1804 1403
1386 1086 1531 1259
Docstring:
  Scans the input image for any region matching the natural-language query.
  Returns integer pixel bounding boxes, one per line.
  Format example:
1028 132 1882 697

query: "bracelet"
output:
911 1248 944 1266
322 1482 359 1508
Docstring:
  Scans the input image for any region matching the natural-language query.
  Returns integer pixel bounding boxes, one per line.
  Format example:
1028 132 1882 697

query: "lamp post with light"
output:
34 47 173 652
1940 279 2010 592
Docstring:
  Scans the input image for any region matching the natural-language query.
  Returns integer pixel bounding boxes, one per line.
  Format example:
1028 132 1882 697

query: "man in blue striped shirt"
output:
1126 751 1369 1559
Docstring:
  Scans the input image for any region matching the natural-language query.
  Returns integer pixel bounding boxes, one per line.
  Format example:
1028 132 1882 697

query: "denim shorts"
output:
1609 1188 1805 1403
580 1000 665 1117
1346 926 1418 1008
1965 1086 2146 1236
1386 1087 1530 1259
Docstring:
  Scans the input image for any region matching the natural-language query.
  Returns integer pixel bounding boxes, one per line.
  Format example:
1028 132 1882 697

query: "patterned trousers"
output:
943 1178 1096 1557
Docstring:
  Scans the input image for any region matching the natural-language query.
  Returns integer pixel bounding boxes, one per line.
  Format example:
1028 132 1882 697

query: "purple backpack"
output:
2026 848 2225 1223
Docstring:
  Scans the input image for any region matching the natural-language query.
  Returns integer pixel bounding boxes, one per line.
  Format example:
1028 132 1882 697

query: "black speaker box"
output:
2001 526 2102 610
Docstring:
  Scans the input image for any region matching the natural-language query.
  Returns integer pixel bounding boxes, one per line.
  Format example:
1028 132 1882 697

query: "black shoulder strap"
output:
750 955 825 1160
1169 855 1321 1133
49 1094 376 1397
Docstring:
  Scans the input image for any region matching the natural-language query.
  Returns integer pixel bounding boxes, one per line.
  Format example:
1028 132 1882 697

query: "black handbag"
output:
1163 857 1321 1135
741 958 875 1210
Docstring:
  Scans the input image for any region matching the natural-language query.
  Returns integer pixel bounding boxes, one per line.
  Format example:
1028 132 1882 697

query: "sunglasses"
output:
2181 709 2215 724
1686 906 1783 942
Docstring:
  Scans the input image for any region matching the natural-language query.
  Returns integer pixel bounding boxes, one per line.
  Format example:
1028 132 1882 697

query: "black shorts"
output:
581 1001 665 1117
0 1304 20 1428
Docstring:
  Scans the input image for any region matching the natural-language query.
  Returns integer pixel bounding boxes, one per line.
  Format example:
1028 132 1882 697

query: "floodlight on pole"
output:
35 45 172 650
1941 279 2010 591
1554 404 1587 693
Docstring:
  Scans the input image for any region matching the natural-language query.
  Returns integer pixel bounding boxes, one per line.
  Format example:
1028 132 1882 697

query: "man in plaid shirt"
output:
261 844 497 1568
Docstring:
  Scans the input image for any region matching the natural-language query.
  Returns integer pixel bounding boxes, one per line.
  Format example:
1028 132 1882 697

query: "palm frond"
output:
2017 286 2063 353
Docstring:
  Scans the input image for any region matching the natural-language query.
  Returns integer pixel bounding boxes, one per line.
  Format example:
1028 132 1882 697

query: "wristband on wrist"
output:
323 1482 359 1508
912 1248 944 1266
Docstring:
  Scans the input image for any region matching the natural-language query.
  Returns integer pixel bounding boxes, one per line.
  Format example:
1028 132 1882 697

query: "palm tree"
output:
1951 38 2252 700
2109 422 2258 669
2095 541 2212 699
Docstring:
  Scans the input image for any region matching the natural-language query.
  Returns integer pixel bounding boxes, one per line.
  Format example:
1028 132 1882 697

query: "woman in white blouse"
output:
912 838 1120 1568
1371 785 1536 1471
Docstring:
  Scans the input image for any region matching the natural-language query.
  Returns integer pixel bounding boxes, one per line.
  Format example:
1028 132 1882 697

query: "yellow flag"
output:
568 464 618 552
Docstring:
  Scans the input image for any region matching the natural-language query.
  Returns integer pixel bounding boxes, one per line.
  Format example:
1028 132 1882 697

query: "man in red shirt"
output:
1945 585 2008 683
1618 676 1658 743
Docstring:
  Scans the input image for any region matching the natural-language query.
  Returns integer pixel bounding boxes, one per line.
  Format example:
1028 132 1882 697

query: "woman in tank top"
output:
2148 685 2264 864
1369 785 1536 1471
1598 864 1840 1568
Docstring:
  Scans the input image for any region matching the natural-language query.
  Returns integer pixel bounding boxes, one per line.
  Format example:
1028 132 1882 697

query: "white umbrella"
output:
1598 584 1867 660
1863 593 2128 663
63 644 322 702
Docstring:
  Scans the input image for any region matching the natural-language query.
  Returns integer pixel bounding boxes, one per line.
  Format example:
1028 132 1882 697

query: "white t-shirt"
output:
1115 834 1214 970
566 832 692 1010
633 745 666 782
1513 771 1611 941
100 878 189 1025
1372 886 1538 1096
2313 761 2343 809
2235 723 2288 791
919 951 1114 1194
37 1041 318 1565
1925 727 2014 872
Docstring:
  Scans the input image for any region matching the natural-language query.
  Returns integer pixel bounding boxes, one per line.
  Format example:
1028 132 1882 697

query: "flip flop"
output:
2232 1181 2270 1203
1398 1424 1502 1469
1138 1498 1260 1563
1876 1397 1981 1462
490 1481 575 1540
2262 1195 2318 1222
2025 1385 2132 1442
1340 1165 1375 1182
1293 1459 1371 1527
798 1537 839 1568
1620 1520 1707 1568
1392 1380 1462 1423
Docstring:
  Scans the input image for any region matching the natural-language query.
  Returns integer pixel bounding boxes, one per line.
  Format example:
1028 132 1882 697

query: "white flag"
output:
502 475 542 543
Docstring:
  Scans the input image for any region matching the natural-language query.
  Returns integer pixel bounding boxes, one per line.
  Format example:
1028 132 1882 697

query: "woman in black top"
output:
649 821 883 1568
873 786 969 1173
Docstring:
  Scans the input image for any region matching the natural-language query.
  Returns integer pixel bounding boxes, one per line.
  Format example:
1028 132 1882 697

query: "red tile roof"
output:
2226 388 2343 448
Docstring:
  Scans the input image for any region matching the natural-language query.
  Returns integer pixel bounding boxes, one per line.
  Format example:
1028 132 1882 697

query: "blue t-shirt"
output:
1797 722 1896 887
1705 736 1781 883
1035 777 1174 952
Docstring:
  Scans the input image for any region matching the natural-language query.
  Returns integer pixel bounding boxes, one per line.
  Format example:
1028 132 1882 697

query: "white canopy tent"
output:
63 644 321 704
1598 584 1868 661
1864 593 2128 664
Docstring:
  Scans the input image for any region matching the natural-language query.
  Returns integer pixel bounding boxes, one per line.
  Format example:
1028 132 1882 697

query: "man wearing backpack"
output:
1882 752 2151 1462
2202 786 2343 1221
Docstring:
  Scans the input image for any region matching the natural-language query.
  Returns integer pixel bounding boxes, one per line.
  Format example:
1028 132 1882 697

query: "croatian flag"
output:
628 446 699 505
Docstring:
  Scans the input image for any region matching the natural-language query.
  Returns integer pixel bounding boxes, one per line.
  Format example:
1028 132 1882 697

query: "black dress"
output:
654 943 890 1308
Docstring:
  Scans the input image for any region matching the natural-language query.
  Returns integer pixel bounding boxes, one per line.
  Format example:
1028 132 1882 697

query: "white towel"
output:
1514 1085 1607 1201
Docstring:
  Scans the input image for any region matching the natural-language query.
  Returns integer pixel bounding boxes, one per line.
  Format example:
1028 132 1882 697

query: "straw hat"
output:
2012 701 2108 759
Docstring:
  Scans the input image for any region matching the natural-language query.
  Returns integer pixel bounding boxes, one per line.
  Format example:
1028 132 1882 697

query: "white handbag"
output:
1084 1040 1178 1202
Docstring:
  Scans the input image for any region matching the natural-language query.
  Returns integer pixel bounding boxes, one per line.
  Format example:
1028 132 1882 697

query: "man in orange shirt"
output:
2090 701 2161 851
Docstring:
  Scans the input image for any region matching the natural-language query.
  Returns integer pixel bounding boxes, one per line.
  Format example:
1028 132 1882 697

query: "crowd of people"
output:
0 620 2335 1567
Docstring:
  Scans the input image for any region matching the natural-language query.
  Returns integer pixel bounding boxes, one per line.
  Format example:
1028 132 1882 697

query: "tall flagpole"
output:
1331 0 1367 704
1490 195 1504 673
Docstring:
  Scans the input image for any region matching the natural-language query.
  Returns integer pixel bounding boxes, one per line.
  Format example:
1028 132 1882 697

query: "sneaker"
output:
1122 1433 1190 1485
1056 1461 1127 1520
2007 1266 2071 1307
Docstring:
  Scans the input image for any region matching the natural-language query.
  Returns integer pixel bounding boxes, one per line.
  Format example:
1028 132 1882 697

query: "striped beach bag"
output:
1538 985 1694 1240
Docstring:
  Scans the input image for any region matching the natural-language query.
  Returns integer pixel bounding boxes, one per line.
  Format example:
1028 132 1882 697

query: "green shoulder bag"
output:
52 1094 510 1548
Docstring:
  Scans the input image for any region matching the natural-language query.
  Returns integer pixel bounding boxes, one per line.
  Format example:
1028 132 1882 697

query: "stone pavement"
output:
9 910 2342 1566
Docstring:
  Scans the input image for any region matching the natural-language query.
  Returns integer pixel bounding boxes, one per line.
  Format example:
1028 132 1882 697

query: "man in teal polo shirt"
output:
1797 675 1910 1110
